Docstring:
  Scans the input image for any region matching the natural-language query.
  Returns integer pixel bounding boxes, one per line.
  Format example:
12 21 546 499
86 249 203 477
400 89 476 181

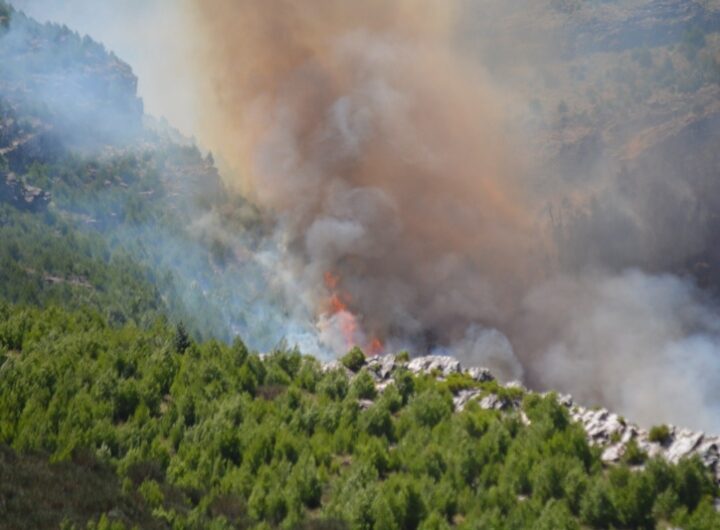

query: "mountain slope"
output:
1 304 719 530
0 2 719 530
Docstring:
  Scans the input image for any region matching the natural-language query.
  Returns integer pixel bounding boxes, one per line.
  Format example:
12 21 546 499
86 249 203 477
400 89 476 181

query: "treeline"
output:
0 303 718 529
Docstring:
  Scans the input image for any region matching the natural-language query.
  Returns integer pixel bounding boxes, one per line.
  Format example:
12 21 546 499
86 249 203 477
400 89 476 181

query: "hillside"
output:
0 1 290 347
1 2 720 530
1 304 719 530
499 0 720 282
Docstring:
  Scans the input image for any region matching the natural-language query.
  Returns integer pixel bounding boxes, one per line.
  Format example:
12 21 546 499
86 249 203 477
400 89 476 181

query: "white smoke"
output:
521 270 720 432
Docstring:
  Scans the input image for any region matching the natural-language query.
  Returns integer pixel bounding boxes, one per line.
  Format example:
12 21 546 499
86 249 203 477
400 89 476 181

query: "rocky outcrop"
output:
0 171 49 211
325 354 720 485
407 355 461 377
568 402 720 484
0 9 143 148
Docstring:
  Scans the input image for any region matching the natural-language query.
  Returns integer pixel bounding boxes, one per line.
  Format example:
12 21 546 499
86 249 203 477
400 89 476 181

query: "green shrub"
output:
349 369 377 400
393 369 415 404
534 500 579 530
341 347 366 372
319 369 349 401
621 439 647 466
395 351 410 363
648 424 672 445
441 373 476 394
407 390 452 428
417 511 450 530
360 404 394 440
581 477 618 527
138 479 164 508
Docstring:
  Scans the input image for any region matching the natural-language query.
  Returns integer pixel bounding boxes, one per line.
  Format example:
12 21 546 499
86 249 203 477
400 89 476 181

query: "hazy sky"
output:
11 0 199 135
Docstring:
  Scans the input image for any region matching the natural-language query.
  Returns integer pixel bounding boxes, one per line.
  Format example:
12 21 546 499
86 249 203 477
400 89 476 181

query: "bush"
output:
395 351 410 363
289 452 322 508
580 479 617 528
621 439 647 466
442 373 476 394
349 369 377 400
360 404 394 440
534 500 579 530
138 479 164 508
341 347 366 372
359 437 390 476
407 390 452 428
648 424 671 445
393 369 415 404
319 369 349 401
418 511 450 530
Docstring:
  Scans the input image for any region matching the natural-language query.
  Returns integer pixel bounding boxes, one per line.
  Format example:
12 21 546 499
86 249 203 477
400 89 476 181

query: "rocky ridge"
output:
323 354 720 486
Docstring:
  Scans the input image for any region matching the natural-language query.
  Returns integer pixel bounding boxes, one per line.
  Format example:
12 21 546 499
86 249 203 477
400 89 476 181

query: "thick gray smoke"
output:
12 0 720 432
187 0 720 432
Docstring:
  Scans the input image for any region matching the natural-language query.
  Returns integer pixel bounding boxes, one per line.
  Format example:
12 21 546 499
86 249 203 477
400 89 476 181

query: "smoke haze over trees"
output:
7 0 720 431
1 2 720 528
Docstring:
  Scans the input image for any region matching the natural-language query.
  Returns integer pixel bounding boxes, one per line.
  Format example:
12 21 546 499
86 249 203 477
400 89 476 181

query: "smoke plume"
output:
185 0 720 431
14 0 720 431
189 0 545 372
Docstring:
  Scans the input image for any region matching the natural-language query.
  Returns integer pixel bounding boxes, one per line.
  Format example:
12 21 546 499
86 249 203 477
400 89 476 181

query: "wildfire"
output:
368 337 384 356
323 271 384 356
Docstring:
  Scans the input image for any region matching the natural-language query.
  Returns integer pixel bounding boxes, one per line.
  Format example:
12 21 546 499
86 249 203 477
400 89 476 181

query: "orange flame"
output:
324 271 360 349
368 337 384 356
323 271 383 355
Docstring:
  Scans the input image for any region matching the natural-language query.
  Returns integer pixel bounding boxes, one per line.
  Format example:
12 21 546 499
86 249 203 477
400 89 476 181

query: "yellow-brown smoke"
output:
188 0 545 366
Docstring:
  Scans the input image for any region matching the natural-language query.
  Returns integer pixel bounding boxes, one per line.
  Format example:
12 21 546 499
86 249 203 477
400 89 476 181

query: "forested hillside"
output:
1 304 719 530
0 0 285 346
1 2 720 530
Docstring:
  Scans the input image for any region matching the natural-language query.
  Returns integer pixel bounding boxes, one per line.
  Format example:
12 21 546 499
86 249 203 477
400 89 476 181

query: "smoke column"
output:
185 0 720 432
12 0 720 431
188 0 547 378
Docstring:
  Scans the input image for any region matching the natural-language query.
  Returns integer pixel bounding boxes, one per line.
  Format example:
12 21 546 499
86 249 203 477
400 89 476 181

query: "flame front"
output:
323 271 383 356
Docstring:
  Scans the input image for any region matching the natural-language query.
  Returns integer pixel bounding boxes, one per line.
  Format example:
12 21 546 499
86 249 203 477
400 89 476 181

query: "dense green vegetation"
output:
0 0 279 346
1 303 718 530
0 203 168 326
0 130 277 344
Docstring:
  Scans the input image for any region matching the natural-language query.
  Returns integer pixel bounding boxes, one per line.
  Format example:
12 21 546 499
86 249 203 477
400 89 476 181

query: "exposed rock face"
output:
407 355 462 377
570 403 720 484
0 171 49 211
0 8 144 149
324 354 720 485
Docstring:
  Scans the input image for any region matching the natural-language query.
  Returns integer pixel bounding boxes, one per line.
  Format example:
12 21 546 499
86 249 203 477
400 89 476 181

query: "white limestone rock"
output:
453 389 481 411
321 360 344 373
667 430 704 464
479 394 511 411
467 366 495 383
602 444 625 463
358 399 375 410
407 355 462 377
366 354 396 380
